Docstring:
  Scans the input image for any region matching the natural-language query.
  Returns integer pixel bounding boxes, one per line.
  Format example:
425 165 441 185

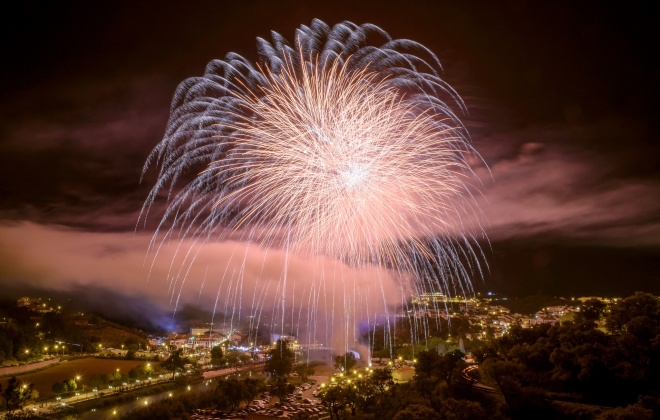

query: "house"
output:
165 333 191 349
392 366 415 383
191 335 227 349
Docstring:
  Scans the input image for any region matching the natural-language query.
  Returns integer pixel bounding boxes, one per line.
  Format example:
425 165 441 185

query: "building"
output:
190 327 212 336
270 334 300 350
17 296 31 307
17 296 53 313
411 292 473 306
191 334 227 349
392 366 415 383
165 333 191 350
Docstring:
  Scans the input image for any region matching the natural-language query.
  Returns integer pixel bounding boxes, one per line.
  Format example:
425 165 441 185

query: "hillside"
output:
0 298 150 365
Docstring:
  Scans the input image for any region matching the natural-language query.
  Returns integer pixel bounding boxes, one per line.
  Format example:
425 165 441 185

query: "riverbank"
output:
63 363 269 418
58 379 184 419
0 357 155 400
6 371 179 419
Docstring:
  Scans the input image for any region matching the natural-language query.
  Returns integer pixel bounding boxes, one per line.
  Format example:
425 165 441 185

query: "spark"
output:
141 19 485 353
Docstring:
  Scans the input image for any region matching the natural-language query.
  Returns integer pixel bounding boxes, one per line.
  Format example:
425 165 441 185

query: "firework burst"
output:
141 19 485 353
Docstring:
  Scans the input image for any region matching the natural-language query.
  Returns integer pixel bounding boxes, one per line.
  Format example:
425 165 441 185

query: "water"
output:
63 379 216 419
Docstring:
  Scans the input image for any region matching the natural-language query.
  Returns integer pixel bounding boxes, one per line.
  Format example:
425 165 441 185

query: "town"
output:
3 291 656 419
3 292 627 362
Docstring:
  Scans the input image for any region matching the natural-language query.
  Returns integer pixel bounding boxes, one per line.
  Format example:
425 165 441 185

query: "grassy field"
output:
0 357 154 399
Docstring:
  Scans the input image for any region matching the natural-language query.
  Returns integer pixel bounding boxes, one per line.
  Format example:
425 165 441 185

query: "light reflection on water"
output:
62 380 213 419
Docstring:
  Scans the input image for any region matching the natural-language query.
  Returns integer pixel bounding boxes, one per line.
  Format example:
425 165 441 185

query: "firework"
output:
141 20 484 353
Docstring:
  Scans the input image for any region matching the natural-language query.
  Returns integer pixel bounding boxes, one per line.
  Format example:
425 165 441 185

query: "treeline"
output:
367 315 481 360
121 377 266 419
476 291 659 418
316 352 498 420
0 303 149 364
124 339 302 419
321 292 659 419
51 362 158 397
0 305 43 364
1 376 38 414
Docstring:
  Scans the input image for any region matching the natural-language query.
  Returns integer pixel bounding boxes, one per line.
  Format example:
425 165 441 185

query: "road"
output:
460 364 497 393
202 361 265 379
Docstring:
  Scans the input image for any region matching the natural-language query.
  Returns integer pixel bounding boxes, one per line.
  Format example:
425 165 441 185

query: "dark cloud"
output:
473 117 660 247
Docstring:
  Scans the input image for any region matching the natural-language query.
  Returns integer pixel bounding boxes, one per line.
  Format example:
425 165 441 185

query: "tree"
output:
575 298 606 325
438 349 465 388
414 350 442 397
89 374 109 389
1 376 36 412
129 367 141 380
242 378 265 405
239 352 252 364
0 336 12 365
480 359 523 408
370 367 394 394
143 362 154 377
265 340 294 378
437 398 488 420
473 341 499 364
210 345 224 366
109 369 123 386
270 376 294 403
293 363 316 381
161 349 189 380
217 378 246 411
606 292 660 333
51 381 65 395
224 350 242 367
125 336 142 351
334 352 357 372
64 379 77 393
393 403 441 420
319 383 350 420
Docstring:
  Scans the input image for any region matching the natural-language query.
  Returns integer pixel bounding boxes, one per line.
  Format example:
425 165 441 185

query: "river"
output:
63 379 215 419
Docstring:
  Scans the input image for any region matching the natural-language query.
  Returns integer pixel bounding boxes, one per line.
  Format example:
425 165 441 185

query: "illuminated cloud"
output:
0 222 404 348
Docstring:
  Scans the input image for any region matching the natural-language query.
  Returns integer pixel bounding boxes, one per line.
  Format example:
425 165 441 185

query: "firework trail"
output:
141 19 485 355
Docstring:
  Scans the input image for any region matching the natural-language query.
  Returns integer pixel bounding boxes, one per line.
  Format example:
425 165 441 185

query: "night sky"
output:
1 0 658 322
